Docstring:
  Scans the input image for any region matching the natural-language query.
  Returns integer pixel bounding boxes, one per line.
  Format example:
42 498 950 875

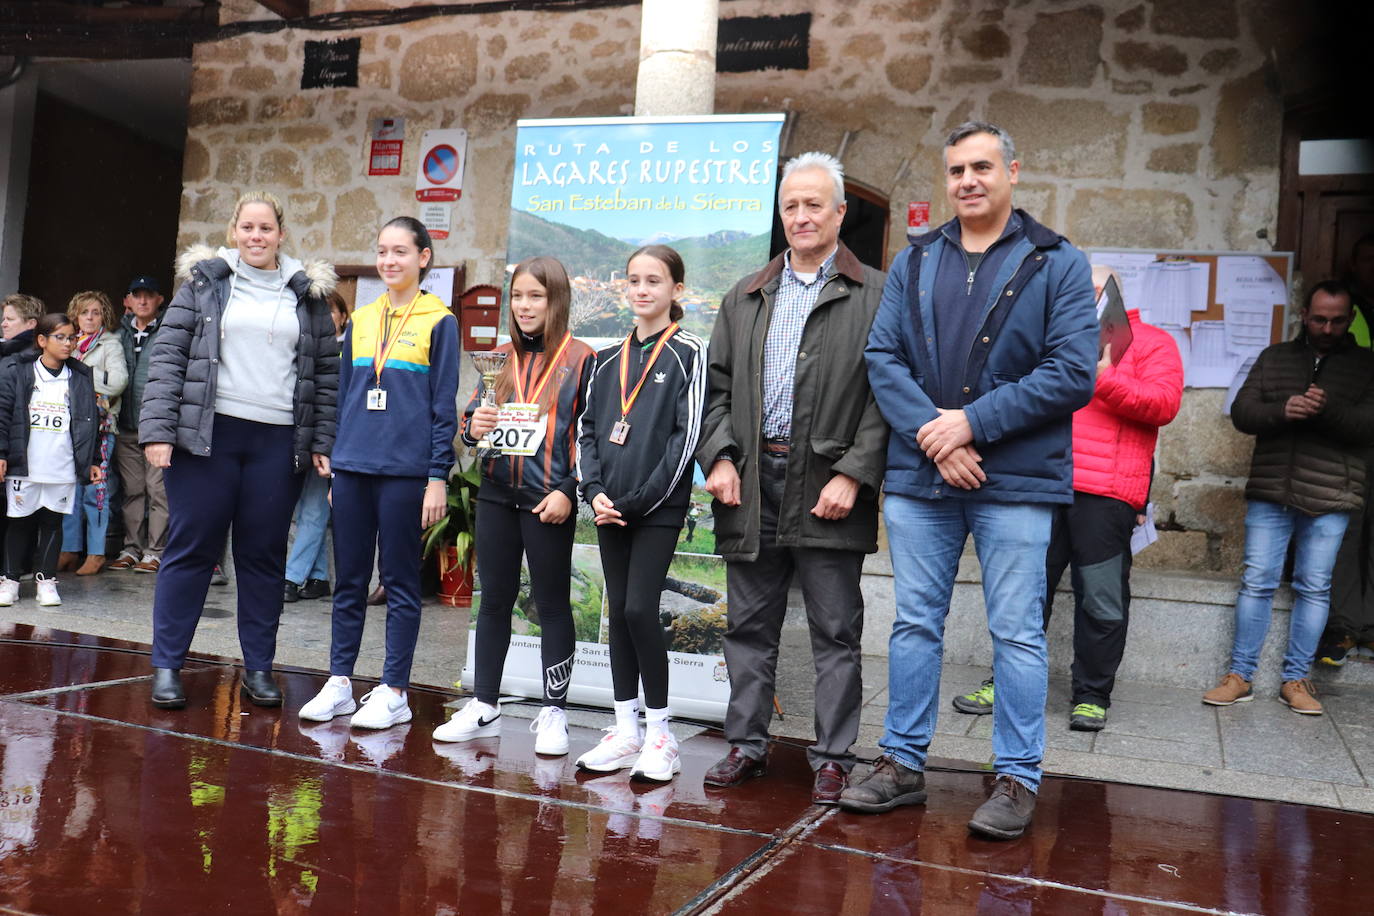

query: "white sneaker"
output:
299 675 357 722
530 705 569 756
0 577 18 606
350 686 412 729
631 729 681 782
575 726 644 773
432 698 501 743
35 575 60 607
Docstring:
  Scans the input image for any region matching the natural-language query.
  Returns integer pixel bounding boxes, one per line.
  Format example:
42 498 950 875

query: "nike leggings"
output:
471 500 576 707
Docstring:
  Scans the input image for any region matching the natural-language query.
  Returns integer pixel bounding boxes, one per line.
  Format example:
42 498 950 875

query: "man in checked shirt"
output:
695 151 889 805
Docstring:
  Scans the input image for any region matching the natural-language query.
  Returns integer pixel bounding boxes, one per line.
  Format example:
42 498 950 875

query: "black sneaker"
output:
953 678 995 715
298 578 331 600
968 775 1036 840
837 756 926 814
283 581 301 603
1317 635 1355 667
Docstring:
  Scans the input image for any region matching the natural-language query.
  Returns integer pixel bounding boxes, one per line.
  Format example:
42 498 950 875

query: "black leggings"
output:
472 500 576 707
6 508 62 579
597 524 679 709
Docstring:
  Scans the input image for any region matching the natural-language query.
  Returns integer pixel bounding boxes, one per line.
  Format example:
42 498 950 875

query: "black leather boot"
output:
241 669 283 707
151 667 186 709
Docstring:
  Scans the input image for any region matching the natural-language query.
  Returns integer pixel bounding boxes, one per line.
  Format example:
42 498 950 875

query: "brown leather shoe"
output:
703 747 767 787
58 552 81 572
812 762 848 805
133 556 161 573
366 585 387 606
1280 678 1323 715
75 555 105 576
1202 672 1253 706
968 775 1037 840
107 552 139 570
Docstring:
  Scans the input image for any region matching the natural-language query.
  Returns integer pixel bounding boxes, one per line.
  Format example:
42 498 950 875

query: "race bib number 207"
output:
488 403 548 457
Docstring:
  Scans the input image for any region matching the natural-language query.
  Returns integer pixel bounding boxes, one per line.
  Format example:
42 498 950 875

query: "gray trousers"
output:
114 431 168 559
722 451 864 771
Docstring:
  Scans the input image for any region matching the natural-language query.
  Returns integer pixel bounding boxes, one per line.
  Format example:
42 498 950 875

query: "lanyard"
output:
372 291 422 386
618 323 678 418
513 332 572 404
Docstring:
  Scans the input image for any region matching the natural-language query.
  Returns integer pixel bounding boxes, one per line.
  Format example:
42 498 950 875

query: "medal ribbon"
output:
372 291 423 386
512 332 573 404
618 323 679 419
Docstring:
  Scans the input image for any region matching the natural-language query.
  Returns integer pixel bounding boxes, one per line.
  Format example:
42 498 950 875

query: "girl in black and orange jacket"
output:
432 256 595 756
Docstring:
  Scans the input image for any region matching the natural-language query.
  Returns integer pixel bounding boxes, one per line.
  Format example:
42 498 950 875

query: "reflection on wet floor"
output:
1 624 1371 914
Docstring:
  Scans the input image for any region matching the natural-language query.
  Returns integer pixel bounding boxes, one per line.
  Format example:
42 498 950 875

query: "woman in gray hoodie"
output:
139 190 339 710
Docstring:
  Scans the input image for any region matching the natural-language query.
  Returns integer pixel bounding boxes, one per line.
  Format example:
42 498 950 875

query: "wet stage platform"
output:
1 624 1370 915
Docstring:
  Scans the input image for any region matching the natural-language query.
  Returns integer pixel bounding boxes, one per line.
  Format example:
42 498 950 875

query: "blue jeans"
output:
1229 500 1350 683
882 494 1054 791
285 471 331 584
61 431 117 554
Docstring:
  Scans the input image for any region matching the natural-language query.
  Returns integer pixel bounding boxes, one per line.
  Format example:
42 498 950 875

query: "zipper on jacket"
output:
958 246 1037 398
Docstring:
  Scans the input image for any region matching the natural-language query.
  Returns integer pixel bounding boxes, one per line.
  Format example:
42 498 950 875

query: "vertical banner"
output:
466 114 784 723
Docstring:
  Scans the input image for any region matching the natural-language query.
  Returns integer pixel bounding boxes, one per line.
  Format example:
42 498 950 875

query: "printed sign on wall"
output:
415 129 468 202
301 37 360 89
368 118 405 177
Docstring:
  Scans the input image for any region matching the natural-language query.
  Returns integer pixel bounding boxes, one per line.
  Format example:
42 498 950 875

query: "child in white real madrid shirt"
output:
0 313 102 606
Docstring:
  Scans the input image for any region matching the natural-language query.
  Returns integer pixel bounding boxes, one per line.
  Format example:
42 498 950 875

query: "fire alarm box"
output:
459 284 502 351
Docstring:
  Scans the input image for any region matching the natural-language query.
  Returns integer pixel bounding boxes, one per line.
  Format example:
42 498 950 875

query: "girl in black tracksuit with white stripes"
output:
575 244 706 782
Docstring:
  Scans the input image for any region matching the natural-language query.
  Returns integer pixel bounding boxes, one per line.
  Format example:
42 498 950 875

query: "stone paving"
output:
4 562 1371 813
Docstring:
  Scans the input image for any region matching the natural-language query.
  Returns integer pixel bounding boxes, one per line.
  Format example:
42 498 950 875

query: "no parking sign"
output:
415 128 467 202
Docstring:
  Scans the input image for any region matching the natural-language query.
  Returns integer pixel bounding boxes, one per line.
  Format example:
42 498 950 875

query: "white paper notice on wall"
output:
1089 251 1156 314
1186 320 1242 388
1223 353 1259 416
1141 260 1209 328
356 266 457 312
419 203 451 240
1217 255 1286 308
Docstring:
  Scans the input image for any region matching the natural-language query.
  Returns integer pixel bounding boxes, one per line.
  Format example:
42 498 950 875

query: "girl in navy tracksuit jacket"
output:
574 244 706 782
432 256 595 756
298 217 458 731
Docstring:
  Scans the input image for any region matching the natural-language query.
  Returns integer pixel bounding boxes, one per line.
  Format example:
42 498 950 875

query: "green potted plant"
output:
422 458 481 606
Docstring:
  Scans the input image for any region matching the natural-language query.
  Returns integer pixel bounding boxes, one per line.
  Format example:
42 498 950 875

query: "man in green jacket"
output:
695 151 888 805
1204 280 1374 715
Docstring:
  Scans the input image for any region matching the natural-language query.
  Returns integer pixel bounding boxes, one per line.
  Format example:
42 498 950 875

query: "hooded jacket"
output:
866 210 1098 504
1232 333 1374 514
333 290 458 480
138 245 339 471
0 350 100 482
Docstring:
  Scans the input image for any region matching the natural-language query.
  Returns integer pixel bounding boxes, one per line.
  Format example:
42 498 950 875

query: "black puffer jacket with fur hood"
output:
138 245 339 471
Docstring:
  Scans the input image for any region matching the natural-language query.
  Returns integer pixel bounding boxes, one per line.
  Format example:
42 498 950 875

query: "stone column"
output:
634 0 718 117
0 69 36 295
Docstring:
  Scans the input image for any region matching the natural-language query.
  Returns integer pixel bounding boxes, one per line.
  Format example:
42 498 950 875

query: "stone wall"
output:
182 0 1299 571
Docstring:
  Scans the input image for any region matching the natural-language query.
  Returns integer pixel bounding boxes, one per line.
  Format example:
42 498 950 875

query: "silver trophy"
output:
469 351 508 457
